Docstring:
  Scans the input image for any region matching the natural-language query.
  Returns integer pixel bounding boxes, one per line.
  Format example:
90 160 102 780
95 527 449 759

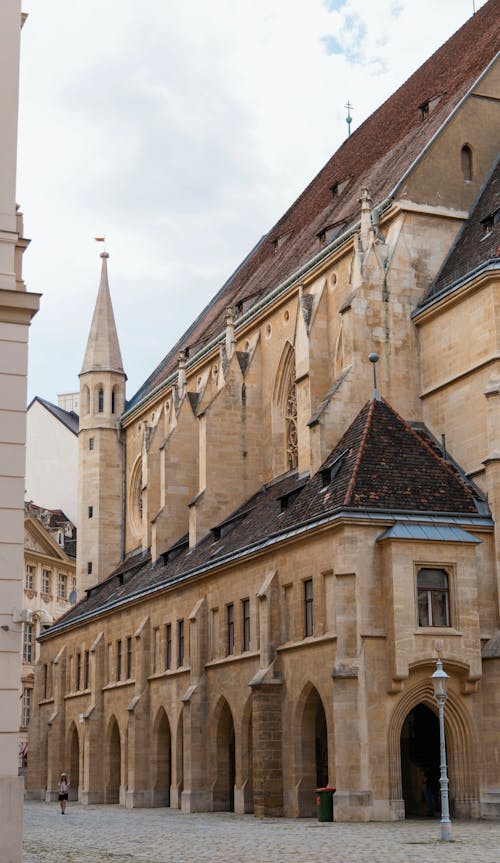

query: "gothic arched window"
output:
461 144 473 182
97 387 104 413
286 379 298 471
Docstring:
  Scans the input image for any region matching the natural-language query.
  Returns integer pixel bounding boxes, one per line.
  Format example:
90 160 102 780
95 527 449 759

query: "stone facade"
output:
28 2 500 822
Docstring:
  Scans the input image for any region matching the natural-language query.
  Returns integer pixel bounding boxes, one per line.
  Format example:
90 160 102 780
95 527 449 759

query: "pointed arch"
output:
81 385 90 416
105 715 122 804
461 143 473 182
273 341 298 473
292 683 331 817
152 707 172 807
388 677 479 818
67 722 80 801
212 695 236 812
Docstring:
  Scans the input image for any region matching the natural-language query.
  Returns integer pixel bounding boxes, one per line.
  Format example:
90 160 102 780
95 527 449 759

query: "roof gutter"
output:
39 507 492 639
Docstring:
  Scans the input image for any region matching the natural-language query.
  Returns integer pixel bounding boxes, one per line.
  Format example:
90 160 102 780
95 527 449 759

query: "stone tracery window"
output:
286 379 298 470
129 457 143 536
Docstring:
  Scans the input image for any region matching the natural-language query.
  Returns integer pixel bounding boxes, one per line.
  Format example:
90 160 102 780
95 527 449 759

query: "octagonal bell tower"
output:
77 252 126 593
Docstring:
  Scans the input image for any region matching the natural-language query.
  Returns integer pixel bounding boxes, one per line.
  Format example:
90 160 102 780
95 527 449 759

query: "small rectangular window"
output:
126 636 132 679
242 599 250 652
417 568 450 627
22 687 32 727
84 649 90 689
87 562 93 575
23 623 33 662
177 620 184 668
165 623 172 670
88 506 93 518
76 653 81 691
304 578 314 637
58 573 67 598
89 437 94 450
227 603 234 655
42 569 51 594
43 663 48 699
116 640 122 680
25 565 35 591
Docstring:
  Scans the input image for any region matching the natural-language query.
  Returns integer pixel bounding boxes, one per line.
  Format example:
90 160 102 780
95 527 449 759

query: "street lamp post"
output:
431 658 452 841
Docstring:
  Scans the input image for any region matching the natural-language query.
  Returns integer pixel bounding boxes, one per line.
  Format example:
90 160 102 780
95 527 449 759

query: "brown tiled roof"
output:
422 156 500 304
129 0 500 409
48 397 486 632
25 501 77 559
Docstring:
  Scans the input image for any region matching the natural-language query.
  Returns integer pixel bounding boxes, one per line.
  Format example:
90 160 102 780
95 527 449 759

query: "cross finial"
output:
345 100 353 137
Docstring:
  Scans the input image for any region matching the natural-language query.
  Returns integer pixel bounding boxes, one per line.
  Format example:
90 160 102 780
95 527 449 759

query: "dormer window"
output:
419 101 429 120
480 208 498 239
56 531 64 546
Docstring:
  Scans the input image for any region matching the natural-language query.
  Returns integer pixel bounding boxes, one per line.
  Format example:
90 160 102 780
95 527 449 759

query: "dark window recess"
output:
111 389 116 414
87 562 93 575
88 506 93 518
461 144 473 182
116 640 122 680
165 623 172 669
89 438 94 451
98 388 104 413
43 663 48 699
242 599 250 652
227 604 234 655
76 653 81 691
278 484 306 513
126 636 132 679
84 650 90 689
177 620 184 667
320 448 349 489
417 568 450 627
304 578 314 637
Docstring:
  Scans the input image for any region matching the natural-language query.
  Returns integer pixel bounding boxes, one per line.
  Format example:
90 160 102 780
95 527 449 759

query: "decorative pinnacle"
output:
368 352 381 401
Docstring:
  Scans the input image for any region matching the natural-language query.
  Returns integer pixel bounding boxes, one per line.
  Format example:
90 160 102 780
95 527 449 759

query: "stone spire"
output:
81 252 124 375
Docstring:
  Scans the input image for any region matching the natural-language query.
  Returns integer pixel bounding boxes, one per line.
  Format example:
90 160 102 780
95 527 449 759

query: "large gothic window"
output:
286 379 298 470
129 458 143 537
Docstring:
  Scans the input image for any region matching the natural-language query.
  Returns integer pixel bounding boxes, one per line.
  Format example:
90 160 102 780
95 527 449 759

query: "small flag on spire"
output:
94 236 105 242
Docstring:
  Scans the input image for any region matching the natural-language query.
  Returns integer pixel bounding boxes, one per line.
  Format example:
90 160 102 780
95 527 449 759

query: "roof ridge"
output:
344 399 375 506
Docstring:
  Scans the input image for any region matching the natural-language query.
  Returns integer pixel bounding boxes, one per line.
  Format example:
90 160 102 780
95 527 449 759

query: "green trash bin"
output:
315 786 335 822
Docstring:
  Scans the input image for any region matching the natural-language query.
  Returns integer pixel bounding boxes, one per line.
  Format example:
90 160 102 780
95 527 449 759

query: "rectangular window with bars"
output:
304 578 314 637
116 640 122 681
177 620 184 668
227 603 234 655
242 598 250 652
84 650 90 689
126 636 132 679
165 623 172 670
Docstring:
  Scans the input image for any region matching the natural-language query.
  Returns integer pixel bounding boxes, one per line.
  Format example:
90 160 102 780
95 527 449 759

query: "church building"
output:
27 2 500 820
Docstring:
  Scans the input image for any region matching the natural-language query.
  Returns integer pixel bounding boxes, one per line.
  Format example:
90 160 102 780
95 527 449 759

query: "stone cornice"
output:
0 287 40 325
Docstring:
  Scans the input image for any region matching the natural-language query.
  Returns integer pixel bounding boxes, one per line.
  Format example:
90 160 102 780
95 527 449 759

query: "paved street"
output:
23 801 500 863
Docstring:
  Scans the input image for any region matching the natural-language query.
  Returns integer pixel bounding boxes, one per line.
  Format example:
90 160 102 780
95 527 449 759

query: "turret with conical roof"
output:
77 253 126 592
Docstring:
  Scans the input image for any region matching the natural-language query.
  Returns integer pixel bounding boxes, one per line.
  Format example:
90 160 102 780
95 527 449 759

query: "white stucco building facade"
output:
26 397 78 524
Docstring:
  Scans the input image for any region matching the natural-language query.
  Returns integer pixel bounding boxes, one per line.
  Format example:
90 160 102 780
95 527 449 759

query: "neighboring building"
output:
25 396 79 524
0 3 39 861
19 503 76 773
28 2 500 822
57 391 80 414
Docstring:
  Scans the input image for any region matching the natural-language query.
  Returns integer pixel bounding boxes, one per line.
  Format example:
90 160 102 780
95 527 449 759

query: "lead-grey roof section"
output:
377 523 481 543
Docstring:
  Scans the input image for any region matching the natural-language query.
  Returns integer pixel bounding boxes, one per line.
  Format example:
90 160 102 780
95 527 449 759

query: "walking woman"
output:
58 772 69 814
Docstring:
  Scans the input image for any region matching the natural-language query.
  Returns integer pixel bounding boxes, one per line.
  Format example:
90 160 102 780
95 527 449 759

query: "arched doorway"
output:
297 686 329 816
153 709 172 806
400 704 440 817
68 724 79 801
213 699 235 811
106 717 121 804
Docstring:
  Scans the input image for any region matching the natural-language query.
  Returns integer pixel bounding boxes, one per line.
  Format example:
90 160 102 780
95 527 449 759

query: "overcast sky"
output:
18 0 486 404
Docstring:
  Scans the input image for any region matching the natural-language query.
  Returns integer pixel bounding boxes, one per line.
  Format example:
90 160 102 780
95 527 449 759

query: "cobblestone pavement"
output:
23 801 500 863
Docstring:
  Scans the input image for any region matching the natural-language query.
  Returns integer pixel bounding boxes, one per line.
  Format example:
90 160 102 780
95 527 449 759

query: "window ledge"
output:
277 632 337 653
148 667 190 681
205 650 259 668
415 627 462 637
64 689 91 699
103 679 135 691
